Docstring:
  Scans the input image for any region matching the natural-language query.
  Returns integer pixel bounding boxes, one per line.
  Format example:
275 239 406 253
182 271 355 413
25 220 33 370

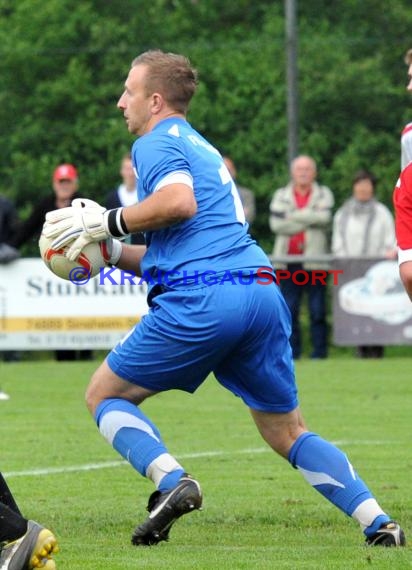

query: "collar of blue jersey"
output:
153 116 188 132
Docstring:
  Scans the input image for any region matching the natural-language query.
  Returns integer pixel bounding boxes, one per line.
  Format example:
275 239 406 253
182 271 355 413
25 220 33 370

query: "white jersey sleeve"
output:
401 122 412 170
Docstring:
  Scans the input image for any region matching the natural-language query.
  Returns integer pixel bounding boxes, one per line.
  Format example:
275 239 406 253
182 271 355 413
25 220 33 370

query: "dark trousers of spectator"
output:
356 346 384 359
280 264 328 360
55 350 93 361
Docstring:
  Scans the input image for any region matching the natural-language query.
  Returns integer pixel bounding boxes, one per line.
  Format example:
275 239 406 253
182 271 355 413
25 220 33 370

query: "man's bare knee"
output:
85 359 157 417
85 371 102 415
85 366 108 415
250 407 307 459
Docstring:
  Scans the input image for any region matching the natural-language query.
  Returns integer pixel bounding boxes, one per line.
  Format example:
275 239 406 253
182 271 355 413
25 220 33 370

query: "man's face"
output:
117 65 152 136
53 178 77 201
407 63 412 92
291 158 316 187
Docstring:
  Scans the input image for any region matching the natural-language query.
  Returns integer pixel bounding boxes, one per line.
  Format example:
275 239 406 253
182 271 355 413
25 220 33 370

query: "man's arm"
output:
393 164 412 299
399 261 412 300
269 188 304 235
331 210 344 256
269 184 334 236
44 183 197 261
269 213 308 236
107 184 196 273
290 184 334 228
401 123 412 170
114 243 146 274
122 183 197 232
287 206 332 228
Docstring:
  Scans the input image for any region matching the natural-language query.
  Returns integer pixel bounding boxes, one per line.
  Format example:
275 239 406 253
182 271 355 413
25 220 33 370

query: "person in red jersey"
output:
394 163 412 299
394 48 412 299
401 49 412 170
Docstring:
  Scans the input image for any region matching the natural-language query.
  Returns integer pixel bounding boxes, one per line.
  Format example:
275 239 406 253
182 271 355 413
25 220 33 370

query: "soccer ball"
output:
39 233 109 282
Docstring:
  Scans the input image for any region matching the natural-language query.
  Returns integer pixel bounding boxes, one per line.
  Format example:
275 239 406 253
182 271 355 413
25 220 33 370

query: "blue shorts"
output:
107 280 298 413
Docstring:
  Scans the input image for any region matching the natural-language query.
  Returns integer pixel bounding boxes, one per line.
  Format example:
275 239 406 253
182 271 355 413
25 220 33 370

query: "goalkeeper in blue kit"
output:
43 50 405 548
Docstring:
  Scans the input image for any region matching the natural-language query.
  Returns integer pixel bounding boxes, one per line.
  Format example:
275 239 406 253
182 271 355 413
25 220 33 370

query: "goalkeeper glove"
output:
43 198 104 237
43 198 129 261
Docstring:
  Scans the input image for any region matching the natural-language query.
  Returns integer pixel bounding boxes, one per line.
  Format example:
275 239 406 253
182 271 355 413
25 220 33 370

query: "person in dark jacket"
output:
10 164 79 250
0 195 21 366
10 164 92 362
0 195 19 247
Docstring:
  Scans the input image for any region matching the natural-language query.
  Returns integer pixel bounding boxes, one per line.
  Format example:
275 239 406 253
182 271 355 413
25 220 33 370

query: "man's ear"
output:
150 93 163 114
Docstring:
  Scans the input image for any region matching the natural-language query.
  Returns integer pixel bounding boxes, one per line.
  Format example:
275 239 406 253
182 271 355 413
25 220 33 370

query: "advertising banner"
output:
3 257 412 350
0 259 149 350
332 257 412 345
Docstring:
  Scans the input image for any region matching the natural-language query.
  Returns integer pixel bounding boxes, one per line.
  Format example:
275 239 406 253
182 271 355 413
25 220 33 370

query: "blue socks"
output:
95 402 391 536
95 398 184 491
288 432 390 532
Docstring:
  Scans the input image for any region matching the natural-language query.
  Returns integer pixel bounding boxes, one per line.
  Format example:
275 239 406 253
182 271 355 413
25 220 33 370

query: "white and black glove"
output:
43 198 104 241
43 198 129 261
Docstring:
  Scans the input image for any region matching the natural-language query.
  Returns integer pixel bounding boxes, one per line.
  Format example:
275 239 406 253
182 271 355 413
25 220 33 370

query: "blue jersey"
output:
109 118 297 413
131 117 272 289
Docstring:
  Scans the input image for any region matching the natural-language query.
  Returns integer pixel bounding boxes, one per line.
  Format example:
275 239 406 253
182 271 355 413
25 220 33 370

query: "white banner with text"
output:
0 258 149 350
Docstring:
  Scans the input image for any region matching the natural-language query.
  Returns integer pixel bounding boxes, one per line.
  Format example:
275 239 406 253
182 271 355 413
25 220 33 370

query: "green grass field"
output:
0 357 411 569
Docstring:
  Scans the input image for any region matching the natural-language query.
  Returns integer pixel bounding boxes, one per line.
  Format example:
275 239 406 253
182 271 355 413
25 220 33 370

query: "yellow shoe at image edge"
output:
0 520 58 569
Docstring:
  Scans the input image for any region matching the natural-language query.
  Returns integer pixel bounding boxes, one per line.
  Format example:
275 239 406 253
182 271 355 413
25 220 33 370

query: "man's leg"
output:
280 265 303 359
86 360 202 546
250 407 405 546
307 275 328 359
0 472 22 515
0 501 27 543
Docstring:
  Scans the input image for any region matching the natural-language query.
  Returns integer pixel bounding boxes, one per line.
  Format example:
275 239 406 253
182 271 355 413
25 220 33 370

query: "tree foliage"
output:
0 0 411 253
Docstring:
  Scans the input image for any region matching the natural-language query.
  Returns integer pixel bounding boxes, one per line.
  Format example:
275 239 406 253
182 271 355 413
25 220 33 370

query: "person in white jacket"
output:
269 155 334 360
332 170 396 258
332 169 397 358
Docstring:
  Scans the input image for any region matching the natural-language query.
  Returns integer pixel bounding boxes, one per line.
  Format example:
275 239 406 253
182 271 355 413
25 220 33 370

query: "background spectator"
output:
10 164 92 362
0 194 20 265
105 153 145 245
332 170 396 258
0 194 20 367
0 194 19 250
10 163 79 251
332 169 396 358
223 156 256 228
269 155 334 360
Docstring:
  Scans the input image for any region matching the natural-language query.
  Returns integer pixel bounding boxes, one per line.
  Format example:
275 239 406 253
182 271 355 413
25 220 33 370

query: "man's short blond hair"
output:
131 50 198 114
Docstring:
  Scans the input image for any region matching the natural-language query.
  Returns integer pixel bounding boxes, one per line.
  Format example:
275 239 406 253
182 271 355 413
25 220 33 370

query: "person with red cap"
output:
10 163 93 361
10 164 79 250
